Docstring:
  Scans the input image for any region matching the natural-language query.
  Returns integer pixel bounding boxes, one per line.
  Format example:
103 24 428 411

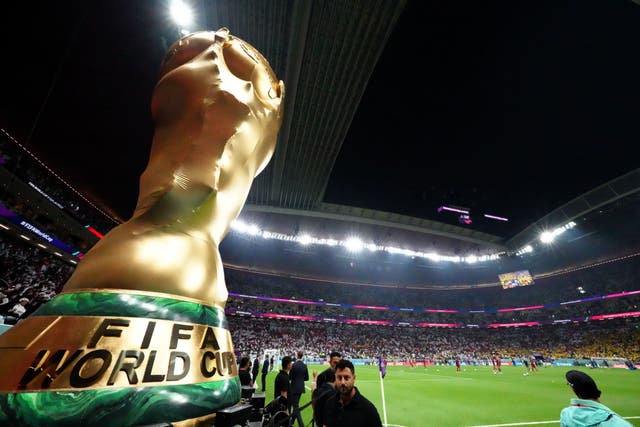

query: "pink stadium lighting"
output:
488 321 540 327
437 206 469 214
345 319 391 325
262 313 315 321
416 322 460 328
590 311 640 320
605 290 640 298
483 213 509 222
497 305 544 312
270 297 316 305
353 305 389 310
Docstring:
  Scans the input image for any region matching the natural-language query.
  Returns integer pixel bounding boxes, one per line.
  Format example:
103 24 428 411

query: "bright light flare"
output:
540 231 555 243
298 234 313 245
344 237 363 252
170 0 193 27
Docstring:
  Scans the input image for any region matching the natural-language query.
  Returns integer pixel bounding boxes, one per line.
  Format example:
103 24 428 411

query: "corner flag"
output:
378 356 387 379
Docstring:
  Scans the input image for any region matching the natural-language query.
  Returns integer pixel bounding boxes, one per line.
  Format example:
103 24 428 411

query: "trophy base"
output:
0 290 241 427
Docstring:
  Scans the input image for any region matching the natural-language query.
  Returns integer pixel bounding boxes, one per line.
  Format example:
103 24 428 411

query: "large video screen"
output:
498 270 534 289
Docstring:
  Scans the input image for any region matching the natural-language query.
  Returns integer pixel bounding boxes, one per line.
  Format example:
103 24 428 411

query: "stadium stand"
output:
0 130 638 368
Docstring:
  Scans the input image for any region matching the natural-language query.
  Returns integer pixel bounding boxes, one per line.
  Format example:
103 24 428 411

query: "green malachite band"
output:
0 291 239 426
31 291 228 329
0 377 241 427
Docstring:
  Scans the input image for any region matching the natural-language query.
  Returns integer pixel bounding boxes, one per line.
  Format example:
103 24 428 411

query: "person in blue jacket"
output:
560 370 634 427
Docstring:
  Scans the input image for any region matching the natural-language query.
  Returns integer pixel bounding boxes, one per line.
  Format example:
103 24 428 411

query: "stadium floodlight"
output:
539 231 555 243
245 224 261 236
344 237 364 252
324 238 339 246
425 252 441 262
540 221 576 244
465 255 478 263
231 220 246 232
515 245 533 256
231 220 260 236
230 217 506 263
170 0 193 28
297 234 313 245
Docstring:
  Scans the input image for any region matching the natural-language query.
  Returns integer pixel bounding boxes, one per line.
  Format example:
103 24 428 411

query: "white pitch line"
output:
469 417 640 427
468 421 559 427
358 377 472 383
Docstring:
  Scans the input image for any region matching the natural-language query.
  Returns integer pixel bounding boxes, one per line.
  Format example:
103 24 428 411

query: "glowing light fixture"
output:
484 213 509 222
170 0 193 28
438 206 469 214
344 237 363 253
298 234 313 245
540 231 555 243
540 221 576 244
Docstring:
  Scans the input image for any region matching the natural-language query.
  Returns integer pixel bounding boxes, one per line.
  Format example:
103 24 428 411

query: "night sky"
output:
2 1 639 239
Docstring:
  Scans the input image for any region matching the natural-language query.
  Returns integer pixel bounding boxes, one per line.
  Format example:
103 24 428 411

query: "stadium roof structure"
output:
2 0 640 264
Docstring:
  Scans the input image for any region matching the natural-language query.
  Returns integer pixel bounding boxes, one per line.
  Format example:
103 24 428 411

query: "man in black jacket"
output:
289 351 310 427
312 351 341 395
273 356 293 402
323 359 382 427
252 354 260 387
312 368 336 427
238 356 252 386
261 354 270 392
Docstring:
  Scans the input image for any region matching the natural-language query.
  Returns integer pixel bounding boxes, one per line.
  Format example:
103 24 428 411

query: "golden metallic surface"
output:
63 28 285 307
171 412 217 427
0 315 237 392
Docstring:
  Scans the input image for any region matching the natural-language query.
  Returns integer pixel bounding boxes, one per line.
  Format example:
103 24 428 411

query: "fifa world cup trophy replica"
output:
0 28 284 426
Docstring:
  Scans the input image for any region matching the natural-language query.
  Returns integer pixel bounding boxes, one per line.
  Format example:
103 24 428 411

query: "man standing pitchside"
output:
312 351 341 394
322 359 382 427
289 351 309 427
252 354 261 388
261 354 270 392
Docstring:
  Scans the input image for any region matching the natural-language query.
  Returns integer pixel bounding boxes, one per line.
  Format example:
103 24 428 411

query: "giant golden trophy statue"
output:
0 28 284 426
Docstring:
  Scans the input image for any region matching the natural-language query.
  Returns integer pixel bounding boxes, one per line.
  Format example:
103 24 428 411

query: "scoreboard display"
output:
498 270 534 289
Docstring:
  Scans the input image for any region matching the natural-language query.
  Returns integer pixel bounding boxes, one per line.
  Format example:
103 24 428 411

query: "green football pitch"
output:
258 364 639 427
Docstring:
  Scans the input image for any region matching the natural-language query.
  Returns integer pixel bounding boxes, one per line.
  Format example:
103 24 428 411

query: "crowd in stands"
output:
0 190 95 253
224 255 640 326
0 235 74 324
0 229 638 362
228 315 640 363
225 295 640 325
1 130 118 236
224 255 640 310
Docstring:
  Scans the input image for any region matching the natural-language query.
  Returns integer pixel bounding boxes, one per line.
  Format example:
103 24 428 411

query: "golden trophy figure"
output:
0 28 284 426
